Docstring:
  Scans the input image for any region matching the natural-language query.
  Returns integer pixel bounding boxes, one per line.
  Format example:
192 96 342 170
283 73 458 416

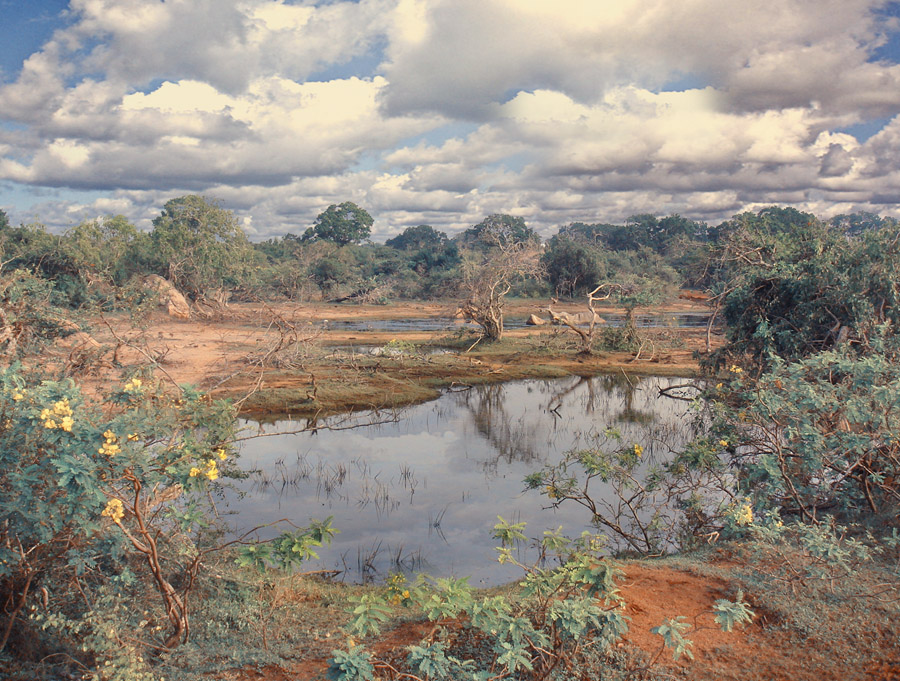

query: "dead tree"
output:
547 283 622 353
459 227 542 342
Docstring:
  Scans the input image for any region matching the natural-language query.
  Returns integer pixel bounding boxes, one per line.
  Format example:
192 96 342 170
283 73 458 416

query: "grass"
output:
234 328 701 420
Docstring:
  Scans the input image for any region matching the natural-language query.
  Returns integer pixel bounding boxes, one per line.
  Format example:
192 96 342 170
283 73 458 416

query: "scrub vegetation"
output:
1 199 899 679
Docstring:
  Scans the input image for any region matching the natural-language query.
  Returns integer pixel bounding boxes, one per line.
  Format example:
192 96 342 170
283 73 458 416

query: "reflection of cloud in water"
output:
228 375 701 585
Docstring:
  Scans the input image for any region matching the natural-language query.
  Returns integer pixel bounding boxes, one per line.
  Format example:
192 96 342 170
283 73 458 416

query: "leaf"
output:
652 616 694 661
492 516 528 546
713 592 755 632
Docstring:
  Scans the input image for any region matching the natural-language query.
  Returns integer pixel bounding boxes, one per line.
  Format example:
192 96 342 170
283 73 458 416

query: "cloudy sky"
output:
2 0 900 241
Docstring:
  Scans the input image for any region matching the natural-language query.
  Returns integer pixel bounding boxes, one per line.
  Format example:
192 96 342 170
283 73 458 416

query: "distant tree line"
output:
0 197 896 312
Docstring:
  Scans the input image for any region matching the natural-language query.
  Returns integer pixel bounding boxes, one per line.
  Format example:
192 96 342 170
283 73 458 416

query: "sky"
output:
2 0 900 241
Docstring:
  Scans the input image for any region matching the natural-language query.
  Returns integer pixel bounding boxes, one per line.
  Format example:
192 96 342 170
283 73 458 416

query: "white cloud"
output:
380 0 897 120
2 0 900 237
121 80 234 113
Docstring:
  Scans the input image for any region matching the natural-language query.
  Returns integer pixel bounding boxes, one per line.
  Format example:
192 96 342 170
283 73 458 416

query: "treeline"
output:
0 196 897 310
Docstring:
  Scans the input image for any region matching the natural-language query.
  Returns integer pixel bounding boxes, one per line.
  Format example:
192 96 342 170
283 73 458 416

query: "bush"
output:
0 367 336 678
715 336 900 527
327 518 753 680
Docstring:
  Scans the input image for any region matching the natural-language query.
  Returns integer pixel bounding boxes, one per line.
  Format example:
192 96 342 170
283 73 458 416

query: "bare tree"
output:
458 222 543 342
548 283 621 353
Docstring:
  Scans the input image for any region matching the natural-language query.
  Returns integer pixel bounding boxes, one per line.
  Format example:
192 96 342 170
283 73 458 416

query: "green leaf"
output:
713 591 755 632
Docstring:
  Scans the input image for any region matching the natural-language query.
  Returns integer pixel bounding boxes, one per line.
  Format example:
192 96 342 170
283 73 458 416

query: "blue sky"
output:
0 1 70 77
2 0 900 240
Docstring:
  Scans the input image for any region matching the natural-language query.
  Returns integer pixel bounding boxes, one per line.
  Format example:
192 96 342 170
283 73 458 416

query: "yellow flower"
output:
189 467 202 478
60 416 74 432
735 504 753 526
40 408 52 420
729 365 743 374
123 377 143 393
718 439 729 447
43 419 57 429
545 485 558 499
715 383 723 390
99 442 121 457
127 433 140 441
633 444 643 457
402 590 410 599
12 391 23 401
103 430 117 442
52 399 72 417
205 460 219 481
215 448 227 460
102 498 125 524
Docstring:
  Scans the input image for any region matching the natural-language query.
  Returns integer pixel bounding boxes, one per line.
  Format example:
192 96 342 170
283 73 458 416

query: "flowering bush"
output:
0 365 334 674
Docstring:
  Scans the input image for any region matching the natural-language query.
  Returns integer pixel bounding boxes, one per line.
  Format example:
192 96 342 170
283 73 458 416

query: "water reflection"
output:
227 375 700 585
323 312 711 333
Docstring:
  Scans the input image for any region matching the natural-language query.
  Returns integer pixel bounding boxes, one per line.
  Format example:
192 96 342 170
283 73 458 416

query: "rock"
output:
526 314 547 326
551 311 605 326
142 275 191 319
56 330 100 351
56 321 101 350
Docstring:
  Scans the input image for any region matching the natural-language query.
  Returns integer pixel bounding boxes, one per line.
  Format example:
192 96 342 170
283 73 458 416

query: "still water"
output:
324 313 710 333
227 375 700 585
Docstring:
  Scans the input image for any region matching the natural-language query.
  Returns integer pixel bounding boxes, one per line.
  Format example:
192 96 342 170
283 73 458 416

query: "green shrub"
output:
0 367 335 678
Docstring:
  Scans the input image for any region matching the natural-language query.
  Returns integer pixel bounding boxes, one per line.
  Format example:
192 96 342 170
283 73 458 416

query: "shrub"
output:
0 366 335 678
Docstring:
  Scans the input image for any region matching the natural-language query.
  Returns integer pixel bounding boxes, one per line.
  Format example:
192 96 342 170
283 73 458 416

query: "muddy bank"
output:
76 298 718 417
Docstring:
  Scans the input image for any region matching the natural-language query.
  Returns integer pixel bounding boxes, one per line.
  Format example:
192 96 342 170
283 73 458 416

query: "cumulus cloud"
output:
380 0 899 120
1 0 900 238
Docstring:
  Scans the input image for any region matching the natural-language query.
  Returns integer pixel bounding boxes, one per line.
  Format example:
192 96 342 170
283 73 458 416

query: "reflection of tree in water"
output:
599 374 657 424
546 373 648 423
546 376 596 414
458 384 547 474
451 376 700 476
551 375 700 459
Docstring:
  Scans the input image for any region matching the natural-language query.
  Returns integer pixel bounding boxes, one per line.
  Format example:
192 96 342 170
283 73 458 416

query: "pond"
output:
322 312 711 333
227 375 701 585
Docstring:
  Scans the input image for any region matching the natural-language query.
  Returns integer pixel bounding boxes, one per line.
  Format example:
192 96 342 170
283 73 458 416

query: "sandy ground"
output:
224 556 900 681
67 297 717 416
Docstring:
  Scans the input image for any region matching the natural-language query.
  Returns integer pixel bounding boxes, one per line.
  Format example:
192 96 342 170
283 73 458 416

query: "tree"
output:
542 236 606 297
549 276 667 356
557 222 615 245
456 214 539 249
385 224 448 251
705 208 900 365
458 221 543 341
828 211 899 235
150 195 252 303
63 215 148 287
719 341 900 524
302 202 373 245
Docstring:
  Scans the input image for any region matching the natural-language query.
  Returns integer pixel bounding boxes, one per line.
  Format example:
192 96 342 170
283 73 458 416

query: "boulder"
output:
551 311 605 326
142 275 191 319
526 314 547 326
56 320 100 350
56 330 100 351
